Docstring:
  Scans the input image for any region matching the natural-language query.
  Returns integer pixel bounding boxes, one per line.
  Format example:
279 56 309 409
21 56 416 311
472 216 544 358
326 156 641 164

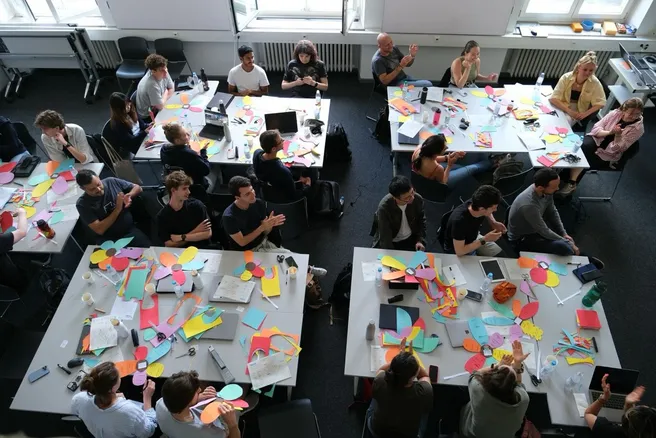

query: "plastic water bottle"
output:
480 273 493 295
534 72 545 101
314 105 321 120
366 320 376 341
173 281 183 299
106 265 120 284
565 372 583 393
191 72 199 89
375 267 383 288
540 356 558 380
315 89 321 105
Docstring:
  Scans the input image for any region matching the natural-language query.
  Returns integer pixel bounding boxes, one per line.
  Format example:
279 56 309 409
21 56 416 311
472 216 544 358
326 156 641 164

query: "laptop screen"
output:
590 366 639 395
619 43 630 63
264 111 298 134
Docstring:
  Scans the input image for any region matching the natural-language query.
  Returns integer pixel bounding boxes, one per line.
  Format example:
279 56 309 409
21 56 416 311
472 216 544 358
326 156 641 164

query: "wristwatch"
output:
478 237 486 246
181 234 186 242
313 81 318 88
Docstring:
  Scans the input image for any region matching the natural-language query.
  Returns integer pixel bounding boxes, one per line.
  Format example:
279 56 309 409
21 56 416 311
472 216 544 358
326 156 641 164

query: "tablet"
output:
479 259 505 282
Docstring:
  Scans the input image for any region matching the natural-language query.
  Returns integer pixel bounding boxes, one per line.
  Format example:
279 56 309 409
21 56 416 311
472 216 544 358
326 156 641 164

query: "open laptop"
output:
589 365 640 422
445 320 471 347
398 131 421 145
620 43 656 86
264 111 298 135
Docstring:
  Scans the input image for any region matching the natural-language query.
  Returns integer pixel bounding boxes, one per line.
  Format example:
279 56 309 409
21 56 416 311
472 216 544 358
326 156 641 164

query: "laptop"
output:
156 274 194 293
620 43 649 70
203 312 240 340
264 111 298 135
398 131 421 145
445 320 471 347
589 365 640 422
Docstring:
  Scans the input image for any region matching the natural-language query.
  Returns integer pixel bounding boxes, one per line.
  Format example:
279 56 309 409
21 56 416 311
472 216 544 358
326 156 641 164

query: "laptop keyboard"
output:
642 69 656 85
591 391 626 409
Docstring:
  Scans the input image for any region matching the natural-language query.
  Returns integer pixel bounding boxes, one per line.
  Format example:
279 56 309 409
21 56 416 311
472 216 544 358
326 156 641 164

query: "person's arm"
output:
256 70 270 95
166 220 212 247
450 58 472 89
453 230 502 256
84 193 125 236
67 126 95 163
184 148 211 177
581 104 604 120
417 365 430 383
281 65 303 90
589 112 616 138
11 208 27 245
516 204 564 241
376 207 395 249
314 77 328 92
543 198 567 237
42 135 67 162
147 84 166 111
607 123 644 154
581 80 606 119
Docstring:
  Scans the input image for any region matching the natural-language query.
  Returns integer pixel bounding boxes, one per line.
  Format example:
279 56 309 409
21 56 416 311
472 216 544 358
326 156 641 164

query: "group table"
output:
345 247 619 428
11 246 309 415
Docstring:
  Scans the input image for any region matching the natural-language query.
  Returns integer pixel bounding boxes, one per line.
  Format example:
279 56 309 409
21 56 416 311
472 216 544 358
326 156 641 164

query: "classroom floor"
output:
0 69 655 438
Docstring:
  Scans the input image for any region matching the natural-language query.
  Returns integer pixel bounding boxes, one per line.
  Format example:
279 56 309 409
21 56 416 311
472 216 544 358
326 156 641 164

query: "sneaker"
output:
558 182 577 196
309 266 327 277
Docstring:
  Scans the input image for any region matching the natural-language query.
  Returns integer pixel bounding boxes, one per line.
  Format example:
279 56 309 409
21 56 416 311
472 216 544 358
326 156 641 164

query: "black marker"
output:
57 364 71 375
592 336 599 353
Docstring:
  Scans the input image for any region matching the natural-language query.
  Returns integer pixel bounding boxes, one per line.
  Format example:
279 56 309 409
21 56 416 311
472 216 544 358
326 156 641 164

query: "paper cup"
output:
82 272 94 284
246 137 254 147
144 283 156 296
81 292 94 306
288 266 297 280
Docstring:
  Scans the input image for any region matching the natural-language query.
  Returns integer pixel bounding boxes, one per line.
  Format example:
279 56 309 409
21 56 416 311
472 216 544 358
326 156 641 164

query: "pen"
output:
592 336 599 353
235 146 239 159
238 118 247 124
57 364 71 375
260 289 279 310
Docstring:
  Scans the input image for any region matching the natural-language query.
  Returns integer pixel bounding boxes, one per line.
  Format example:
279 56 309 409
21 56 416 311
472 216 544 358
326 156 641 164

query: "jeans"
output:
511 234 575 256
440 155 492 189
366 399 428 438
401 75 433 88
392 234 420 252
10 150 30 162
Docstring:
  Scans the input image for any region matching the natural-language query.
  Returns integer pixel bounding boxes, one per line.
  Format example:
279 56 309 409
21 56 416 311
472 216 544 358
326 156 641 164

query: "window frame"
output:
252 0 343 17
0 0 103 25
518 0 636 23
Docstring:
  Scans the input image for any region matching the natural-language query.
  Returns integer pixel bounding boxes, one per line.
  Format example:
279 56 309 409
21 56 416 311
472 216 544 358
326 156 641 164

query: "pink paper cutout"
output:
150 322 182 347
534 255 551 264
0 172 15 184
519 280 536 297
529 267 547 284
488 333 504 348
31 209 53 224
115 247 144 259
465 354 486 373
509 325 524 341
51 176 68 195
154 266 171 280
132 370 147 386
294 156 312 167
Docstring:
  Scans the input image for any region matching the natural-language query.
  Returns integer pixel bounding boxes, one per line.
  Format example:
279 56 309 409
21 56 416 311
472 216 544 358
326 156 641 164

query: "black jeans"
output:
510 234 575 256
392 235 420 252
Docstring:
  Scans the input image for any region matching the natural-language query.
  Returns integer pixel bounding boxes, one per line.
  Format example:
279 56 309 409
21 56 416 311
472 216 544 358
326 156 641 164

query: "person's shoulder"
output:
589 74 603 86
254 64 267 74
223 202 236 215
254 198 266 209
286 59 298 69
156 204 173 218
377 193 393 210
72 391 91 404
228 64 241 74
559 71 574 82
186 198 206 210
67 123 85 133
415 380 433 395
315 59 326 68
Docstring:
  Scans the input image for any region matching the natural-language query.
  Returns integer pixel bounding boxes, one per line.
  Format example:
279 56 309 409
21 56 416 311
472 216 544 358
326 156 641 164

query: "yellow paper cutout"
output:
23 206 36 218
261 266 281 297
446 287 458 307
382 326 422 346
177 246 198 265
393 90 403 97
381 256 406 271
492 348 512 362
566 356 594 365
240 270 253 281
182 311 223 338
243 96 252 106
276 150 286 159
520 320 543 340
543 134 562 144
146 362 164 377
470 90 488 98
398 115 410 123
446 136 453 144
544 270 560 287
468 133 475 141
90 250 108 264
32 178 55 198
519 97 535 106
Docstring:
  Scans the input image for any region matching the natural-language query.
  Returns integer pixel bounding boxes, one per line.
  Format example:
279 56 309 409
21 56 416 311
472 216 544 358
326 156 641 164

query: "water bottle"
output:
565 372 583 393
403 80 408 99
315 89 321 105
173 281 183 299
366 320 376 341
540 355 558 380
480 273 493 295
314 105 321 120
582 280 606 307
191 72 199 89
219 99 226 114
420 87 428 104
533 72 545 101
106 265 120 284
200 68 209 92
433 108 441 126
375 267 383 288
224 119 232 143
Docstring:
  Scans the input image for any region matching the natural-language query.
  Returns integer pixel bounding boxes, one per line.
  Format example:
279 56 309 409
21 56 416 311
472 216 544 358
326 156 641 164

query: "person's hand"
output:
625 386 645 406
55 132 68 146
415 241 425 252
13 207 26 219
143 379 155 400
500 354 513 366
219 402 238 427
115 193 125 212
571 243 580 256
123 194 132 208
446 152 458 166
270 213 285 227
563 234 574 243
456 151 467 159
512 340 530 364
298 176 312 186
409 44 419 57
294 78 304 87
611 124 622 135
192 219 212 234
600 374 611 401
400 55 413 68
574 112 585 121
483 230 502 242
302 76 315 85
487 73 498 81
462 59 471 69
492 222 507 233
145 123 154 133
199 386 217 401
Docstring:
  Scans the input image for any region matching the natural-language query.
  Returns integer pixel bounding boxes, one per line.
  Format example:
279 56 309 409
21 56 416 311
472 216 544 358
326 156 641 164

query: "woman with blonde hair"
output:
558 97 644 195
160 123 211 199
281 40 328 98
550 51 606 130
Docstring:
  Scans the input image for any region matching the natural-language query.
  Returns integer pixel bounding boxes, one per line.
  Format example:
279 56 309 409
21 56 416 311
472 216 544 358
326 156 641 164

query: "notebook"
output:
210 275 255 304
576 309 601 330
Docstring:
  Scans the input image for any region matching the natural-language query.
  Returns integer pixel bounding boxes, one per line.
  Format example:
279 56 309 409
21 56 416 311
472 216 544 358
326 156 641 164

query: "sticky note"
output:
242 307 267 330
261 265 281 297
182 310 224 338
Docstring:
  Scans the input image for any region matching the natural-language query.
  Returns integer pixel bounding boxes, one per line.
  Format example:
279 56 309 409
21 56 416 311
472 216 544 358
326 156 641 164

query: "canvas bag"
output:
101 137 143 185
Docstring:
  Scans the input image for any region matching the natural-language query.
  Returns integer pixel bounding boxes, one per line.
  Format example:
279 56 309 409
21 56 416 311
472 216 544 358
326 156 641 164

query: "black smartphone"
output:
581 269 603 282
465 290 483 302
285 256 298 269
429 365 439 383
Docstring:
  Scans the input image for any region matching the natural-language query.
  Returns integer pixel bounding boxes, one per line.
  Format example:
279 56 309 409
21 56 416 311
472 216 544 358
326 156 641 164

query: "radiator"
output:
256 42 354 73
506 49 613 80
90 40 121 69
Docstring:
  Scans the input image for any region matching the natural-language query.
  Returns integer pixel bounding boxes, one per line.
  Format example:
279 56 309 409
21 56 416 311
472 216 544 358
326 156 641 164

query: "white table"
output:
10 247 309 415
601 58 655 117
4 163 103 253
345 247 619 427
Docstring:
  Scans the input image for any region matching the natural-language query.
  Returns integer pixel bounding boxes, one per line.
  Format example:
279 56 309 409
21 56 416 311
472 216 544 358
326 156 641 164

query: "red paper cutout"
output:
529 267 547 284
0 211 12 231
0 162 17 173
519 301 539 320
465 353 486 373
576 309 601 329
59 170 75 181
134 346 148 361
140 294 159 329
111 256 130 271
246 336 271 374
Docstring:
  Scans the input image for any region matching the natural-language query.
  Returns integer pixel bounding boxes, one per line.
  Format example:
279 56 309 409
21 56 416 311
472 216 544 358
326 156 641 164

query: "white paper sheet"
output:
212 275 255 303
57 204 80 222
89 315 118 350
247 352 292 390
426 88 444 102
573 393 588 417
110 296 139 321
499 340 537 371
0 187 16 209
397 120 423 138
517 133 546 151
362 262 382 282
370 346 387 372
46 185 80 204
198 252 222 274
148 125 168 142
443 264 466 286
482 311 512 336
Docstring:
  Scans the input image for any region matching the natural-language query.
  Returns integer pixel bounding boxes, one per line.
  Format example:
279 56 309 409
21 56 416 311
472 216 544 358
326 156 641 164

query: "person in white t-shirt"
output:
227 45 270 96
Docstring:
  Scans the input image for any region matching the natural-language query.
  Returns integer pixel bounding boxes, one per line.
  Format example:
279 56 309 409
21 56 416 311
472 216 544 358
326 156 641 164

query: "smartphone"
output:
465 290 483 302
28 366 49 383
429 365 439 383
581 269 603 283
285 256 298 269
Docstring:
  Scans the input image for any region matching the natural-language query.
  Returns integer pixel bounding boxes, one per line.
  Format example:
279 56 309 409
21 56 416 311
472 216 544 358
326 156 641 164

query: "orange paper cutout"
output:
45 161 59 176
114 360 138 377
419 131 433 141
517 257 538 269
512 300 521 317
160 252 177 268
463 338 481 353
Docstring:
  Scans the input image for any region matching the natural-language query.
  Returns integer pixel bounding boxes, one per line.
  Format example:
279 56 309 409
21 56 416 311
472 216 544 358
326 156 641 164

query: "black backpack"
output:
373 105 391 145
329 263 353 324
493 154 525 185
314 180 344 219
325 123 352 164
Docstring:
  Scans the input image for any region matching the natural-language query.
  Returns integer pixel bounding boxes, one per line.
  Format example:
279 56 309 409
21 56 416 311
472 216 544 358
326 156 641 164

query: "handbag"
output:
101 137 143 185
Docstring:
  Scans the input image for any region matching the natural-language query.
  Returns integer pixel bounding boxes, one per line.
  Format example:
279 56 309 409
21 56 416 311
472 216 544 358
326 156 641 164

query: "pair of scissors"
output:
521 273 538 300
175 346 197 359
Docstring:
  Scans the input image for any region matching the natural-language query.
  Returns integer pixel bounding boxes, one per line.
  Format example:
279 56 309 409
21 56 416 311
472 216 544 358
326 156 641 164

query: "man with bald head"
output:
372 33 432 87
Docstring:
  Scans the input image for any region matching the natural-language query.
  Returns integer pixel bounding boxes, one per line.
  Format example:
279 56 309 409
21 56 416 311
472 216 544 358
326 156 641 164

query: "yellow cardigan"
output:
552 72 606 113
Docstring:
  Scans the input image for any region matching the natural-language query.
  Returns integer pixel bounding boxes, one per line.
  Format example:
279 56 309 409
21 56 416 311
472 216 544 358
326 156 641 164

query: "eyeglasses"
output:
398 190 415 203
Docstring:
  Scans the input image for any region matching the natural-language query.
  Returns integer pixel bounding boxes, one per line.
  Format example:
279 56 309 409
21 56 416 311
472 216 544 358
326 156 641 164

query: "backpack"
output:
325 123 352 163
306 275 329 310
314 180 344 219
329 263 353 324
493 154 524 185
39 267 70 310
373 105 391 145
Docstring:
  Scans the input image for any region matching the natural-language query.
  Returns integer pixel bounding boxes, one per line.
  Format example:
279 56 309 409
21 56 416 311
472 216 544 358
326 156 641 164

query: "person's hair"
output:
229 175 252 198
161 370 201 414
109 92 137 128
573 51 597 74
623 405 656 438
412 134 447 171
162 123 186 145
75 169 97 187
462 40 479 56
145 53 168 71
388 175 413 198
475 367 519 405
165 170 193 195
384 352 419 389
620 97 644 113
34 110 65 130
471 185 502 210
80 362 119 408
259 130 280 153
293 40 318 63
238 45 253 58
533 168 559 188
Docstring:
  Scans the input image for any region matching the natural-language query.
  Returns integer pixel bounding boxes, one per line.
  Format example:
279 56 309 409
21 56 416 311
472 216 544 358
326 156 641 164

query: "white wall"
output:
182 42 238 76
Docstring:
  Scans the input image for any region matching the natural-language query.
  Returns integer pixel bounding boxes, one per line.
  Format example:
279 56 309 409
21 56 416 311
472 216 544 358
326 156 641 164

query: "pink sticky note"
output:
0 172 14 184
51 176 68 195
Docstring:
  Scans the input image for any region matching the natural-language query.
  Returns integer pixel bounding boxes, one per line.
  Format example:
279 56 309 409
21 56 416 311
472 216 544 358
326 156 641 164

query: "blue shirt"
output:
71 392 157 438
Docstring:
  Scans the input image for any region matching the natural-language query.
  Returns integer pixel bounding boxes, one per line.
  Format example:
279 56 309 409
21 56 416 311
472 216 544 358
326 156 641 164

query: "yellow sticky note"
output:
243 96 252 106
446 136 453 144
393 90 403 97
182 312 223 338
261 266 281 297
520 96 535 106
32 178 55 198
398 115 410 123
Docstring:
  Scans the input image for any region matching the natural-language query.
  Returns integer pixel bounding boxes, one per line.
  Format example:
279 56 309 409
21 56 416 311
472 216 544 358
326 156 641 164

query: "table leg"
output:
287 386 292 400
392 153 398 176
71 235 85 254
353 376 359 397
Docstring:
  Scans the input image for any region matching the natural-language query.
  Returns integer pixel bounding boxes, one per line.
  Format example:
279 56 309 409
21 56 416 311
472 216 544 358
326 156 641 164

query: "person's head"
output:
259 130 283 154
388 175 415 206
384 352 419 388
161 371 202 414
412 134 447 170
533 168 560 195
75 169 104 197
470 185 502 216
619 97 644 123
573 51 597 82
165 170 193 200
377 33 394 55
461 40 480 62
145 54 169 80
229 175 256 204
623 405 656 438
476 365 519 405
80 362 120 408
162 123 189 146
238 45 255 68
109 92 137 127
34 110 65 137
293 40 318 65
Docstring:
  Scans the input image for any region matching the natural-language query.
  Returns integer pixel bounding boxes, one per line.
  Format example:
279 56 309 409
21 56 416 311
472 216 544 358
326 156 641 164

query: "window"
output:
520 0 635 21
0 0 103 25
256 0 343 16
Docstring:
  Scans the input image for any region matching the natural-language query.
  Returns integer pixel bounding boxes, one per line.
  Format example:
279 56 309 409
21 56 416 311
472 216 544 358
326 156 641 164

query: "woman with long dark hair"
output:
105 92 151 158
450 40 498 88
281 40 328 98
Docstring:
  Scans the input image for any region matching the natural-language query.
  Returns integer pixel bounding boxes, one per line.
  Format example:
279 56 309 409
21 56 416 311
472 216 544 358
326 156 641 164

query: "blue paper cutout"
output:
469 318 489 346
243 307 267 330
416 335 441 353
549 262 568 276
27 173 51 186
482 316 515 326
396 307 412 333
201 307 224 324
53 158 75 174
146 339 171 363
182 259 205 271
407 251 427 269
143 328 157 341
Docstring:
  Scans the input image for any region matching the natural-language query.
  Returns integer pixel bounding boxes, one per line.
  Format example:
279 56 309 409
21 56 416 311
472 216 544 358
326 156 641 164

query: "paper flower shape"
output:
114 344 168 386
462 317 511 372
543 127 581 147
381 251 436 283
233 250 266 280
154 246 206 285
471 86 506 100
90 237 144 271
484 299 543 341
381 309 441 357
517 256 567 287
200 396 250 424
164 93 205 115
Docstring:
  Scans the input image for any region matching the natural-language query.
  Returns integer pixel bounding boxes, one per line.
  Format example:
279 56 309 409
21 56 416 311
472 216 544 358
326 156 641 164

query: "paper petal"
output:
114 360 137 378
218 384 243 401
530 267 547 284
231 399 249 409
134 345 148 361
482 316 514 326
27 173 51 186
415 268 436 281
182 259 205 271
146 339 171 363
113 236 134 250
381 255 407 271
382 270 405 281
111 256 130 272
32 178 55 198
240 270 253 281
488 333 504 348
160 252 177 268
544 270 560 287
465 354 486 373
100 240 115 250
517 257 538 269
463 338 481 353
146 362 164 378
49 210 65 225
548 262 568 276
509 324 523 341
143 328 157 341
51 176 68 195
200 401 221 424
172 269 187 285
396 308 413 333
519 301 539 320
90 249 108 264
154 266 172 280
407 251 427 269
416 335 440 353
512 300 521 317
469 318 488 346
488 299 516 320
177 246 198 265
132 370 147 386
115 247 144 259
0 172 14 184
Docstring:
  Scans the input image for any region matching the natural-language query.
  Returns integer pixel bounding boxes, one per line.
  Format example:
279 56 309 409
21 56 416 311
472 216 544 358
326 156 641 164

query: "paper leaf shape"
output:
383 270 405 281
492 348 512 362
177 246 198 265
49 210 65 225
465 354 486 373
488 333 504 349
482 316 514 326
146 362 164 378
519 301 539 320
160 252 177 267
146 339 171 363
519 281 534 297
471 90 488 98
396 308 413 333
512 300 521 317
517 257 538 269
415 268 436 281
114 360 137 377
488 300 515 320
509 324 524 341
134 346 148 361
381 255 406 271
32 178 55 198
549 262 568 276
520 320 543 340
529 267 547 284
51 176 68 195
218 384 243 401
544 270 560 287
28 173 51 186
0 172 14 184
200 401 236 425
468 318 488 346
416 336 440 353
407 251 427 269
463 338 481 353
143 328 157 341
231 399 250 409
133 370 147 386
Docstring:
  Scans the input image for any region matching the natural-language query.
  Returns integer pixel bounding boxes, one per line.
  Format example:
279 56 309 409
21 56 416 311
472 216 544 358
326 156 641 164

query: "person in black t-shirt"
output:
0 207 28 291
585 373 656 438
0 117 29 163
156 171 212 248
444 185 505 256
0 207 27 254
281 40 328 98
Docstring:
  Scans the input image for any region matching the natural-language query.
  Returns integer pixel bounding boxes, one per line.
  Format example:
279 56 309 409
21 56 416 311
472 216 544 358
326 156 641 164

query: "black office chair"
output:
503 207 519 257
494 167 534 208
436 207 455 252
438 67 452 88
258 399 321 438
410 171 451 204
579 141 640 202
365 72 388 122
11 121 38 156
154 38 190 82
266 198 308 241
86 134 114 175
116 37 149 94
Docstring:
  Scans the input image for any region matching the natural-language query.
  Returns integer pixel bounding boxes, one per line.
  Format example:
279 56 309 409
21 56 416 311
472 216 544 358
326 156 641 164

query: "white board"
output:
382 0 515 36
107 0 232 31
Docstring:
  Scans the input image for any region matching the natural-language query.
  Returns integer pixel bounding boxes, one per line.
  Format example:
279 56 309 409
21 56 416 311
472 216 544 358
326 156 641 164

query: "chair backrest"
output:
117 37 149 61
154 38 186 62
410 171 450 203
371 71 386 96
266 198 308 241
258 399 320 438
11 121 37 155
494 167 534 201
437 207 455 251
86 134 113 173
207 193 240 250
438 67 452 88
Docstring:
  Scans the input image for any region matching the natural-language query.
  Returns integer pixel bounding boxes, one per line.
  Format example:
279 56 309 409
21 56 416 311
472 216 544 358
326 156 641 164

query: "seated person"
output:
0 208 27 255
228 45 270 96
157 171 212 248
105 92 151 158
450 40 498 88
367 339 432 438
281 40 328 98
411 134 491 188
75 169 152 247
445 185 505 257
559 97 645 195
0 116 30 162
508 168 579 256
585 374 656 437
34 110 97 163
71 362 156 438
550 51 606 130
161 123 211 194
156 370 240 438
373 176 426 251
136 54 174 119
0 208 27 291
253 130 311 202
460 341 530 438
372 33 431 88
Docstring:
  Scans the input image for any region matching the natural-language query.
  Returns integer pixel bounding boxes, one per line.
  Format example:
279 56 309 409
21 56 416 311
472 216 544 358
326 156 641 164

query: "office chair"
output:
154 38 191 82
493 167 534 208
579 141 640 202
116 37 149 94
265 198 309 241
410 172 451 204
436 207 455 252
438 67 452 88
365 72 388 122
258 399 321 438
11 121 40 156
